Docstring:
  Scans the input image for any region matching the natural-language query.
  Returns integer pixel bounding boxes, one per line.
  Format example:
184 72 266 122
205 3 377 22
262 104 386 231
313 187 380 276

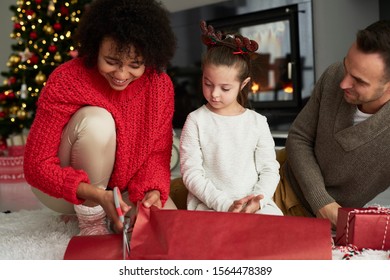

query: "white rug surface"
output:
0 208 79 260
0 208 389 260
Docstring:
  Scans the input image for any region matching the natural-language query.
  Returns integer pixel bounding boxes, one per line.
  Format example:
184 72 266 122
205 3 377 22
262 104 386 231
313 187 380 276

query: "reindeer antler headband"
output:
200 20 259 55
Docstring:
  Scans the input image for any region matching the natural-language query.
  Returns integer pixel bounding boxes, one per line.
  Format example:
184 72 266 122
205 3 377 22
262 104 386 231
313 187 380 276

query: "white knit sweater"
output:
180 105 281 214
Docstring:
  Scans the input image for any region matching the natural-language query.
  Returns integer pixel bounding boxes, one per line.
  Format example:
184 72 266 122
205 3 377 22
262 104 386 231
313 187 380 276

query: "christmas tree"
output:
0 0 92 152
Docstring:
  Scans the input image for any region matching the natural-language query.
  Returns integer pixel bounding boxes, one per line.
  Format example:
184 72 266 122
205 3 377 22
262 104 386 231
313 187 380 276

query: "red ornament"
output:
0 139 7 152
0 111 6 119
8 77 17 85
28 54 39 65
7 92 16 99
69 50 78 58
60 6 69 16
48 45 57 53
35 0 42 4
29 31 38 40
53 23 62 32
13 22 21 30
25 10 35 17
0 92 6 101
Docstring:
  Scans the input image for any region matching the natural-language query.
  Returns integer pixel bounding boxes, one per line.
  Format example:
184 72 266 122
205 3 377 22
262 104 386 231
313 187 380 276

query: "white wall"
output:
0 0 381 80
161 0 227 12
0 0 18 74
0 0 227 74
312 0 379 78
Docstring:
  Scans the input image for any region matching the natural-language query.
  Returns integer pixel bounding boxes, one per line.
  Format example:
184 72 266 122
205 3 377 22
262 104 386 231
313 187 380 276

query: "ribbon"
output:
232 49 248 55
333 244 362 260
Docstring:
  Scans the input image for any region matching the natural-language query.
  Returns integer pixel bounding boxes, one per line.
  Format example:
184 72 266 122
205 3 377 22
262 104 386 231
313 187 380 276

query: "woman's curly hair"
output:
74 0 176 72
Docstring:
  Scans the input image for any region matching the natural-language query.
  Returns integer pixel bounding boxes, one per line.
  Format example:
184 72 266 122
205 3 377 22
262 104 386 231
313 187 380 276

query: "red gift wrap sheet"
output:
335 207 390 250
64 234 124 260
64 205 332 260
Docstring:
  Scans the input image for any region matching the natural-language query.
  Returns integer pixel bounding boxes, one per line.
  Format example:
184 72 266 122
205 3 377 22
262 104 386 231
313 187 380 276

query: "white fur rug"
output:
0 208 389 260
0 208 79 260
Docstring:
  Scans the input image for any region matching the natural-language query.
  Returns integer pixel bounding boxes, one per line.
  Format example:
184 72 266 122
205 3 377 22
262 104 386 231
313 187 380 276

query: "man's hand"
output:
316 202 341 228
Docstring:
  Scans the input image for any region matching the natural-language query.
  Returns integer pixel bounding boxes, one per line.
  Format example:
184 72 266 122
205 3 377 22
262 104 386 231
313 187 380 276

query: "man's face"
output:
340 42 390 114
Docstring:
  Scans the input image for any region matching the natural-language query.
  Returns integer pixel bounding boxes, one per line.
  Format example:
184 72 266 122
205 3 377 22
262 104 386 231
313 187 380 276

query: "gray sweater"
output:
284 62 390 215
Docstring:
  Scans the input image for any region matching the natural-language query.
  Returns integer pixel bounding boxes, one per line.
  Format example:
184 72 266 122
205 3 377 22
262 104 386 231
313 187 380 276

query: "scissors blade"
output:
113 187 129 259
123 218 131 259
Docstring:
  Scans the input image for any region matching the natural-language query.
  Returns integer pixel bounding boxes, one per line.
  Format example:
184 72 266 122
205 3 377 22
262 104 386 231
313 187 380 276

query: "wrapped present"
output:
64 205 332 260
335 207 390 250
0 144 25 183
7 145 25 157
0 154 25 183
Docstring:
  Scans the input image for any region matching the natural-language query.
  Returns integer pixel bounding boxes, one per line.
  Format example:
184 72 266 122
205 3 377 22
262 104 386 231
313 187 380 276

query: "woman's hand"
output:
228 194 264 213
142 190 162 208
76 182 130 233
100 188 131 234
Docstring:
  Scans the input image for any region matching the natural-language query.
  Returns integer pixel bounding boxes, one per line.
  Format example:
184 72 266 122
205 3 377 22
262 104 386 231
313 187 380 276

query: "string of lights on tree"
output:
0 0 91 152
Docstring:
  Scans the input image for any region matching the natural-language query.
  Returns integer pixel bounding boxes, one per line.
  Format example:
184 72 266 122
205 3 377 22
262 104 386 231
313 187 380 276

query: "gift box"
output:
0 144 25 184
335 207 390 250
0 154 25 183
64 205 332 260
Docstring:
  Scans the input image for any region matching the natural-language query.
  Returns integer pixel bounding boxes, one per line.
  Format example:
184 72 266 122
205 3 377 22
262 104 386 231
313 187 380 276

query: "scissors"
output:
113 186 130 260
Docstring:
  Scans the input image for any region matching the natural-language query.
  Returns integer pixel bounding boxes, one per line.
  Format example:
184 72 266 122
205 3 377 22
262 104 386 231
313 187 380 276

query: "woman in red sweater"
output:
23 0 177 235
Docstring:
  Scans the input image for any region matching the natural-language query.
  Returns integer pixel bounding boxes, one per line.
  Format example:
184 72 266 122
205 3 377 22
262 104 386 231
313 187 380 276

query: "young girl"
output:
180 21 283 215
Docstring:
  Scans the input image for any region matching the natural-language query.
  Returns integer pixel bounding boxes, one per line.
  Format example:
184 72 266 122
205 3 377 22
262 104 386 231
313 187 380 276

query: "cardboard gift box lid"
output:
335 207 390 250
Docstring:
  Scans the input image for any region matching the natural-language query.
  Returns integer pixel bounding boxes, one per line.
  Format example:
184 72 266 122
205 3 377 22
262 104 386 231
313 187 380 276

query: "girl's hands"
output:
228 194 264 213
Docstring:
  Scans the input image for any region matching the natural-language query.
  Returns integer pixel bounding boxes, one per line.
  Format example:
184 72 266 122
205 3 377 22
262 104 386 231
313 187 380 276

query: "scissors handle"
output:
113 186 124 223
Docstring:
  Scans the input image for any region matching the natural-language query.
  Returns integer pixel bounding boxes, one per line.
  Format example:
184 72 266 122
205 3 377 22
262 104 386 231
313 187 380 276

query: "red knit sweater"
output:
23 58 174 205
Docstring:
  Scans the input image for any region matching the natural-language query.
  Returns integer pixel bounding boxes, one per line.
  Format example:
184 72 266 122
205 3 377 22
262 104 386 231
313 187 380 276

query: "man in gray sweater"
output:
274 20 390 227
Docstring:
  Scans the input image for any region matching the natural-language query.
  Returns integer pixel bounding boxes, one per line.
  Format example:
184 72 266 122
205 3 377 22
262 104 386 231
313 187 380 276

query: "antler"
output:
242 37 258 52
200 20 259 54
200 20 222 46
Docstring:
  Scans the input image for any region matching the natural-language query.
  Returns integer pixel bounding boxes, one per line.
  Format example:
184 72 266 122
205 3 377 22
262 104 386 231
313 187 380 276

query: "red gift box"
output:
0 155 25 183
0 145 25 183
335 207 390 250
64 205 332 260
